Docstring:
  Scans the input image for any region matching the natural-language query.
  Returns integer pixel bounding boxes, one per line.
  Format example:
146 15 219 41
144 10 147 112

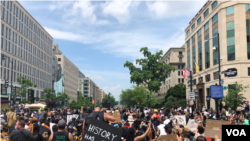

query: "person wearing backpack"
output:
151 109 160 132
8 120 32 141
81 107 115 137
67 115 77 133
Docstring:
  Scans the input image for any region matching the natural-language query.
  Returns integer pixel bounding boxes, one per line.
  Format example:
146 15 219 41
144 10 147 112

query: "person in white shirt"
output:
157 119 167 138
164 118 170 125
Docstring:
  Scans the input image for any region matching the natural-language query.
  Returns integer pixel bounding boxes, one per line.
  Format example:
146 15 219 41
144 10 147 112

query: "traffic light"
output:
65 95 67 104
147 95 149 100
90 97 92 102
5 80 9 88
13 87 16 92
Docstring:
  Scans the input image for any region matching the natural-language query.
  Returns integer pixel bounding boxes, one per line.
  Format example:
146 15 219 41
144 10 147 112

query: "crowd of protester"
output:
0 100 249 141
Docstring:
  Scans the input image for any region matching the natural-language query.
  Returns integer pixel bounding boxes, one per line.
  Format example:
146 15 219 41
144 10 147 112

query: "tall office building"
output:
185 0 250 110
101 90 105 99
158 47 186 99
56 48 79 102
1 1 53 107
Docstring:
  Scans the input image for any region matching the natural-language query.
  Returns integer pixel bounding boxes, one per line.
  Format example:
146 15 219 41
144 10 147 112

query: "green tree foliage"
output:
69 93 98 109
42 88 56 100
102 92 118 107
223 81 249 110
16 77 36 97
57 92 70 107
165 84 186 100
164 96 188 109
120 85 163 108
124 47 175 93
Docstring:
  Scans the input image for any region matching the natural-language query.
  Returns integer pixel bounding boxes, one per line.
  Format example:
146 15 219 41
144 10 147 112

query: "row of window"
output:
1 1 53 56
187 6 239 72
187 1 218 36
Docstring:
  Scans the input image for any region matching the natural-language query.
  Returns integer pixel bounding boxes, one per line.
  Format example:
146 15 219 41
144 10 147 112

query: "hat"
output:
127 116 134 122
0 115 4 118
32 117 38 121
72 115 76 119
154 109 158 112
246 100 249 103
58 120 66 127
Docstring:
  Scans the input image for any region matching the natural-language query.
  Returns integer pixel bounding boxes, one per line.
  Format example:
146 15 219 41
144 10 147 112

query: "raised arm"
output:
134 121 151 141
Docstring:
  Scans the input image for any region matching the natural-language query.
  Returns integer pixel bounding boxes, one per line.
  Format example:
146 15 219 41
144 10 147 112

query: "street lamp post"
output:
205 33 221 118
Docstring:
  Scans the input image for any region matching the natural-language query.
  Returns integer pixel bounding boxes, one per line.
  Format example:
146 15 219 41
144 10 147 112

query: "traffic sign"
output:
188 92 195 100
221 79 224 84
194 89 198 93
223 86 228 90
210 85 224 98
7 93 11 96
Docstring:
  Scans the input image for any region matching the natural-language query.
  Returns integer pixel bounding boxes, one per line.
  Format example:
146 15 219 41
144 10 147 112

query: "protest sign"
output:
171 115 186 125
67 114 79 124
81 106 83 113
82 118 123 141
204 119 228 139
108 112 121 123
102 103 111 109
159 134 177 141
186 119 198 132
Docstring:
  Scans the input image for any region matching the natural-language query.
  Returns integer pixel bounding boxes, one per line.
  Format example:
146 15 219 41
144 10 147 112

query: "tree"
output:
42 88 56 100
124 47 175 93
164 96 188 109
120 85 163 108
165 84 186 101
102 92 118 107
223 81 249 110
16 76 36 97
57 92 70 107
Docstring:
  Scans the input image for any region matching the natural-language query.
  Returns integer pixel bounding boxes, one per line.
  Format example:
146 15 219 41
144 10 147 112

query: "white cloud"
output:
48 1 72 11
102 85 122 100
101 0 140 24
146 0 206 19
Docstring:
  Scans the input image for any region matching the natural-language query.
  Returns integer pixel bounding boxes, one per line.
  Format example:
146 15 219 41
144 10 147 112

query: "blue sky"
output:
19 0 206 101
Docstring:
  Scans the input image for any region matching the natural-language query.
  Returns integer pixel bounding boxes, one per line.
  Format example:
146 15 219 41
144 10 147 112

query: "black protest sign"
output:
102 103 111 108
82 118 122 141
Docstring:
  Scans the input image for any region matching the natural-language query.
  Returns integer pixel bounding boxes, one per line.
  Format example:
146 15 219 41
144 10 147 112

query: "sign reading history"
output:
210 86 224 99
224 68 237 77
82 118 123 141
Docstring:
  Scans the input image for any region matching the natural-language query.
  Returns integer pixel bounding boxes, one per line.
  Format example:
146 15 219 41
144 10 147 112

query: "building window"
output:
204 9 209 18
227 21 235 61
192 24 195 31
179 57 182 62
187 40 190 46
248 67 250 76
198 41 202 72
197 17 201 25
247 20 250 59
192 35 195 42
193 79 196 85
205 74 210 82
178 71 180 76
206 88 210 96
178 78 180 83
226 6 234 15
182 78 184 83
197 29 201 37
213 28 218 65
212 1 218 10
192 45 196 74
58 58 61 61
178 65 180 69
179 51 182 55
204 22 209 31
246 4 250 12
187 30 190 36
205 35 210 69
212 13 218 24
187 50 190 68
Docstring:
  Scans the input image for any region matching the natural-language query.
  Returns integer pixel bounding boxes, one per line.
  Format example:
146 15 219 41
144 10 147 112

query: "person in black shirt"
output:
48 120 73 141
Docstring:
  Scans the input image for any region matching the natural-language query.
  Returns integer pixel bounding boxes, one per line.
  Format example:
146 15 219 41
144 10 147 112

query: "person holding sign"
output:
81 107 115 137
48 120 73 141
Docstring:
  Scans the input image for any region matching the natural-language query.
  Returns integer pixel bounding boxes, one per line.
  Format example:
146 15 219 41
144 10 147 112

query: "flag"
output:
186 66 191 72
183 69 186 79
195 62 199 73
